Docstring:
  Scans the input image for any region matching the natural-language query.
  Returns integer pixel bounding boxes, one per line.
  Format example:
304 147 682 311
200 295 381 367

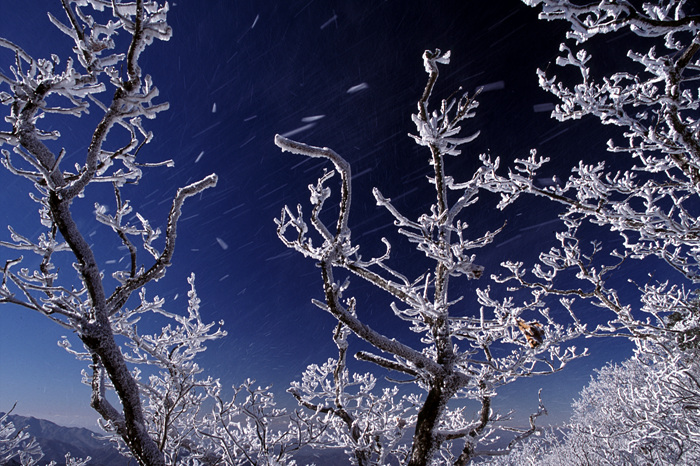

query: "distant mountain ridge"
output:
1 413 355 465
1 413 125 465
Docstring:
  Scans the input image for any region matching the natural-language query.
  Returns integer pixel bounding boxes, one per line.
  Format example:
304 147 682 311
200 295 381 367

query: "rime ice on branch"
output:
276 49 587 465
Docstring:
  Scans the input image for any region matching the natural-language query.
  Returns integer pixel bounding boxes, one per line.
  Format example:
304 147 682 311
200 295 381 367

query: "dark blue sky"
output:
0 0 644 430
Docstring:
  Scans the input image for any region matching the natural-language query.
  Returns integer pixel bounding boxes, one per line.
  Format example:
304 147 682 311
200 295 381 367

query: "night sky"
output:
0 0 645 431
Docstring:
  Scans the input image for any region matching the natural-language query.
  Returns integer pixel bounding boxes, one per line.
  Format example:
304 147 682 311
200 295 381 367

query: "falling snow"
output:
280 123 316 138
533 103 555 113
320 12 337 30
301 115 325 123
346 82 369 94
478 80 505 92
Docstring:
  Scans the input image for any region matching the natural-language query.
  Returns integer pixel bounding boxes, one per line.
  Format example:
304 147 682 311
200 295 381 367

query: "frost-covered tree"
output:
275 49 588 465
480 0 700 338
565 341 700 465
0 1 221 464
0 2 332 465
479 330 700 465
468 0 700 463
476 334 700 465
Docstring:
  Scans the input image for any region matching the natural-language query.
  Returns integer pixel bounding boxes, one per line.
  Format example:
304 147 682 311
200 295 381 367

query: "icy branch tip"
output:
422 49 451 74
274 134 346 166
199 173 218 187
274 134 325 156
181 173 218 194
274 134 294 153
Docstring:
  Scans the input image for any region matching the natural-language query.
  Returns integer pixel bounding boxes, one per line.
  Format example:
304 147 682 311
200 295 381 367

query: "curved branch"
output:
275 134 351 239
107 173 218 314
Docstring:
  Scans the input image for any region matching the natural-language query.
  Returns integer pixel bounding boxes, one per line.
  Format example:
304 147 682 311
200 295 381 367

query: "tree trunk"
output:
408 382 449 466
49 193 165 466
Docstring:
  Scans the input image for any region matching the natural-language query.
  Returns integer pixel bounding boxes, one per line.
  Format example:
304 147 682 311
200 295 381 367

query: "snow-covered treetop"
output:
523 0 699 42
